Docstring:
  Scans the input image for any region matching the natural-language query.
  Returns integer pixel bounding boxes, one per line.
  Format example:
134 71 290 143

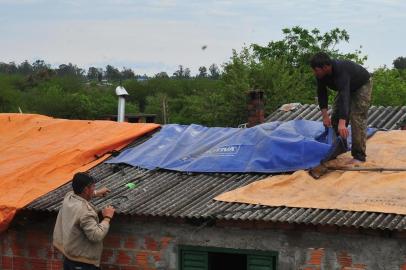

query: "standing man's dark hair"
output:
53 172 114 270
310 52 372 163
72 172 95 195
310 52 333 68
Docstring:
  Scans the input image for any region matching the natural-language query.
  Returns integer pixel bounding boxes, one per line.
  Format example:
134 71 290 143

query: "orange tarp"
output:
216 131 406 215
0 114 159 232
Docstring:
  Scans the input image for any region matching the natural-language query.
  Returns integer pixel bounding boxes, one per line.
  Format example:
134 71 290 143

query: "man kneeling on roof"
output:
53 172 114 270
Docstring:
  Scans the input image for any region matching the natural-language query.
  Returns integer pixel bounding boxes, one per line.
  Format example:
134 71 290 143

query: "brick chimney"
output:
247 89 265 127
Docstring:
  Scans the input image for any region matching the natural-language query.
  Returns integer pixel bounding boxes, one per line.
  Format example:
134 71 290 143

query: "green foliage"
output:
0 74 23 112
198 66 207 78
105 65 121 81
1 27 405 127
44 75 84 93
219 48 252 126
252 26 367 66
143 78 224 125
216 26 371 126
393 56 406 70
23 85 91 118
172 65 191 79
371 68 406 106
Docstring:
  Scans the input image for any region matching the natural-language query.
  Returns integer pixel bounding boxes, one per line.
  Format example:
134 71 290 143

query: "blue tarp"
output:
106 120 376 173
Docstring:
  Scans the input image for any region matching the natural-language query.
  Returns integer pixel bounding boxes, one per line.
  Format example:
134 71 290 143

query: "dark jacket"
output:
317 60 370 119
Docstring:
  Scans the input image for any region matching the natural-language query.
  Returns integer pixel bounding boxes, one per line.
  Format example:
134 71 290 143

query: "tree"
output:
252 26 367 66
121 67 135 80
144 93 168 124
371 68 406 106
216 27 368 126
18 61 33 75
184 68 191 79
57 63 83 77
197 66 207 78
123 79 150 112
32 60 50 72
0 62 17 74
154 72 169 78
173 65 185 78
209 64 220 79
0 74 23 112
172 65 191 79
105 65 121 81
393 57 406 70
87 67 101 81
0 27 380 127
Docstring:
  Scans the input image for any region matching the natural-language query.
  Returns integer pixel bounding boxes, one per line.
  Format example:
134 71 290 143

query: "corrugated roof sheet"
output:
266 104 406 130
26 104 406 231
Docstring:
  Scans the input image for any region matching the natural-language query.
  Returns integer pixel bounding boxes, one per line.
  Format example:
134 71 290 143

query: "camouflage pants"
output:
331 78 372 161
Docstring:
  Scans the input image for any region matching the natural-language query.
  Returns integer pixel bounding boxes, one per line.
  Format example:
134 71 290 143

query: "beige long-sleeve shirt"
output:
53 192 110 267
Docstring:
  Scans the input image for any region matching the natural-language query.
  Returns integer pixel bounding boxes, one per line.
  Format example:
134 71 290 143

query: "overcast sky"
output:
1 0 405 75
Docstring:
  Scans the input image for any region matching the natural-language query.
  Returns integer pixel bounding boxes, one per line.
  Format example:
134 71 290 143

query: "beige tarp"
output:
215 131 406 215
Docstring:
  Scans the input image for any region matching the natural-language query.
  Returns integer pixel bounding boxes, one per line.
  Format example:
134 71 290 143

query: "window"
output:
179 245 277 270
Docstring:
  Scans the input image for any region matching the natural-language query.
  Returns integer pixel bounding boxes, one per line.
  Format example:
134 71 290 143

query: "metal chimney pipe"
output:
115 86 129 122
117 96 125 122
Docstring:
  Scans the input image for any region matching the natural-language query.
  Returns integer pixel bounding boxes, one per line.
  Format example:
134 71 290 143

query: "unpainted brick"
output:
159 236 173 250
104 234 122 248
101 249 115 264
1 256 12 269
306 248 325 266
123 236 137 249
145 236 158 251
116 250 133 265
135 251 151 268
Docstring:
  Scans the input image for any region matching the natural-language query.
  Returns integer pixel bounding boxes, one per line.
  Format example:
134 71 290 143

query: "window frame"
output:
178 245 278 270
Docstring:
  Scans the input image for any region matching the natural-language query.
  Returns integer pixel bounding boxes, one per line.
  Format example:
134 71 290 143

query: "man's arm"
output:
93 187 110 198
317 82 331 127
79 206 114 242
321 108 331 127
317 81 328 110
80 212 110 242
336 72 351 138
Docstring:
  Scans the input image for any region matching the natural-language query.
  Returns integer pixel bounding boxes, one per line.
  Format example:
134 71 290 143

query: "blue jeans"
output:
63 256 100 270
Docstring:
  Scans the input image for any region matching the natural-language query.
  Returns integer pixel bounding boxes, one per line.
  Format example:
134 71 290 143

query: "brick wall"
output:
1 228 62 270
299 248 369 270
0 216 175 270
0 230 174 270
2 211 406 270
100 232 173 269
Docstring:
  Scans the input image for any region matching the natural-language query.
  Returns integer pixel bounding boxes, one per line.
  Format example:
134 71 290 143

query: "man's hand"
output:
321 109 331 127
102 205 115 220
322 114 331 127
94 187 110 197
338 119 349 139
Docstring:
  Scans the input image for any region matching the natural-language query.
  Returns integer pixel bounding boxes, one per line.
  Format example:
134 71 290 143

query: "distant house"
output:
2 105 406 270
99 79 113 86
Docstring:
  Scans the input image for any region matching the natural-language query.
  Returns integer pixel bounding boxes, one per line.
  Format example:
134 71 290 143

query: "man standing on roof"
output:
310 52 372 163
53 172 114 270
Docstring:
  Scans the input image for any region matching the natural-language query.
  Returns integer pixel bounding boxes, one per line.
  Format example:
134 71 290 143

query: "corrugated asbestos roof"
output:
266 104 406 130
26 104 406 231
